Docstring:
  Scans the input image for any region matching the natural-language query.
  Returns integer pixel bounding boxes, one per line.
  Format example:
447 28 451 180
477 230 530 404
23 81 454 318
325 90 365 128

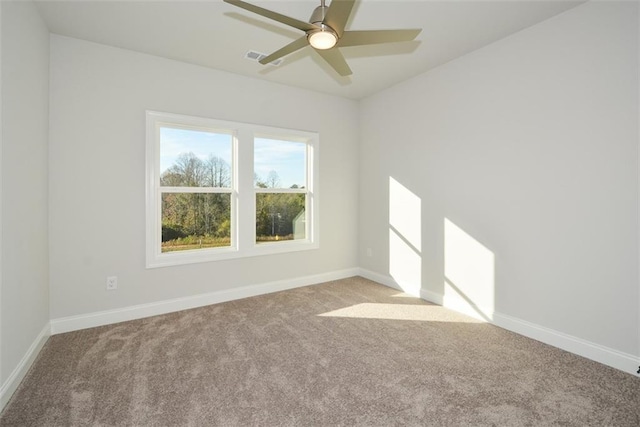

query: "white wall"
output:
0 0 50 395
360 1 638 368
49 35 359 320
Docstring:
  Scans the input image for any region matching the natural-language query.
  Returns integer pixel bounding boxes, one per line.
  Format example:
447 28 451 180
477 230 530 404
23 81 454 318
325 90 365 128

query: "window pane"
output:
256 193 306 243
162 193 231 252
160 127 232 188
254 138 306 189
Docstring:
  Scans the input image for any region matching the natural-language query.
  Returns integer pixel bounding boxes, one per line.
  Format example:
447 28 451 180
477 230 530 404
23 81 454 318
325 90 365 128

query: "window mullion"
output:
254 188 307 194
236 127 255 251
160 186 232 194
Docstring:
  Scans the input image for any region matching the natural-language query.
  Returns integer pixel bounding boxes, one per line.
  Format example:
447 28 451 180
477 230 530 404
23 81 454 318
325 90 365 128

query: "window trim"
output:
146 111 319 268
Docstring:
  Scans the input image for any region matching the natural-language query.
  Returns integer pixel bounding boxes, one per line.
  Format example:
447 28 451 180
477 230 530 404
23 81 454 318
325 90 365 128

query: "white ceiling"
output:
35 0 585 100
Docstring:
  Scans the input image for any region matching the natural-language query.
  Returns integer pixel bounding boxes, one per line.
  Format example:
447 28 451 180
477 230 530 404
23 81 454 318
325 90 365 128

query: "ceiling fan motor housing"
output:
309 5 328 25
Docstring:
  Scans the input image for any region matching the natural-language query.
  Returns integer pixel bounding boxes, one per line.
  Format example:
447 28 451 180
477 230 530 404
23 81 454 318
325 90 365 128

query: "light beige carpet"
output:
1 277 638 426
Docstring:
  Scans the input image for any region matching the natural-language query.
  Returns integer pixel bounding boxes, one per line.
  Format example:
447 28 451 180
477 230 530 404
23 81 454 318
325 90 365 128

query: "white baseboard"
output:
441 294 494 322
358 268 403 291
492 312 640 376
358 268 640 376
50 268 360 335
357 268 444 304
0 323 50 411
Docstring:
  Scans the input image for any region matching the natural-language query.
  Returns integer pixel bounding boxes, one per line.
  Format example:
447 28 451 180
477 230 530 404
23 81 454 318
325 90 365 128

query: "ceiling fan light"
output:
308 28 337 50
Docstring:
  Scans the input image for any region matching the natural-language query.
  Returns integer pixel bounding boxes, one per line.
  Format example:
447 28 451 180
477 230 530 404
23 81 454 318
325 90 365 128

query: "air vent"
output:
245 50 283 67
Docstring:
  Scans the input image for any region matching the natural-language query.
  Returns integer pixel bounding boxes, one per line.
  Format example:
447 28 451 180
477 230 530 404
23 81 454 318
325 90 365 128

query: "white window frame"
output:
146 111 319 268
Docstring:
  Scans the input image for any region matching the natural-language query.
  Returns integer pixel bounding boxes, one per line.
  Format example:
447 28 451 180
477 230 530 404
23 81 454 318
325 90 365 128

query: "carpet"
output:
1 277 638 426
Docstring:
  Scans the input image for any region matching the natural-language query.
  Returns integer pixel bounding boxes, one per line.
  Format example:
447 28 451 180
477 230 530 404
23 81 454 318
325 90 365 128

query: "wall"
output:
48 35 359 322
0 0 50 406
359 1 639 373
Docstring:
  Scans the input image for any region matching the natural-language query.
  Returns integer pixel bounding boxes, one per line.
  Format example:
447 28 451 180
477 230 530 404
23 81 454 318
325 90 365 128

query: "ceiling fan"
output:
223 0 422 76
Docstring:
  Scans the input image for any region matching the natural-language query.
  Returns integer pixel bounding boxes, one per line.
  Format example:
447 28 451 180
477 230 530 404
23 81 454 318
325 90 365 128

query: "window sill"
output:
146 240 319 268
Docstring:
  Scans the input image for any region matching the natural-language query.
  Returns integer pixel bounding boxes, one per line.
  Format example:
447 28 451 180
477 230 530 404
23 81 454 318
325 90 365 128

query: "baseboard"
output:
0 323 50 411
358 268 403 291
357 268 443 305
441 294 494 322
358 268 640 376
50 268 360 335
492 312 639 375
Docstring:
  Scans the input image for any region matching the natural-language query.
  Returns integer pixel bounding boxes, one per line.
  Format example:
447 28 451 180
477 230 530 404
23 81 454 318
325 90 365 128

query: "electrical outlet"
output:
106 276 118 290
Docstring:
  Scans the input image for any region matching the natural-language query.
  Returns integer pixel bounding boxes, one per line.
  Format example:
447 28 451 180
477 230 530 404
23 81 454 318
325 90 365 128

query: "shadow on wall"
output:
387 176 496 321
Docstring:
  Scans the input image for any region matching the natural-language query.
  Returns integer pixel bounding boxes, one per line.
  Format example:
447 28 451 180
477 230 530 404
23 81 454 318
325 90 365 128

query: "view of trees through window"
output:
160 127 232 252
254 138 307 244
159 128 308 252
161 190 232 252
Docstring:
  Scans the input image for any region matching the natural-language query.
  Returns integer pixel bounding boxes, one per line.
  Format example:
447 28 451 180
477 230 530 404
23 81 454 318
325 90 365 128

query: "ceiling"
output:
35 0 585 100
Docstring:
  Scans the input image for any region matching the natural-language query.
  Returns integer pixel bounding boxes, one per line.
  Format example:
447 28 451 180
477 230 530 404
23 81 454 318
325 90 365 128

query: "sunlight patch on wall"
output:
389 177 421 251
389 230 422 296
319 303 483 323
389 177 422 296
444 218 495 321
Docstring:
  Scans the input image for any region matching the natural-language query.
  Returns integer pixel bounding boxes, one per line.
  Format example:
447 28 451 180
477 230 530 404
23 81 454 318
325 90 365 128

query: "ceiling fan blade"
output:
315 48 352 76
323 0 356 38
338 29 422 47
259 37 309 65
224 0 318 32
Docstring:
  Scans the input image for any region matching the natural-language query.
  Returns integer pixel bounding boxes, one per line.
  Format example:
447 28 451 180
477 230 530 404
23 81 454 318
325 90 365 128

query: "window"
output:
255 137 308 244
146 111 318 268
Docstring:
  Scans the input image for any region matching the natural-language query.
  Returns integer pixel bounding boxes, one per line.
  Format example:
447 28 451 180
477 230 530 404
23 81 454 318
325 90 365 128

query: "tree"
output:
266 170 281 188
255 192 305 240
255 173 268 188
161 152 206 186
160 152 232 246
205 155 231 187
